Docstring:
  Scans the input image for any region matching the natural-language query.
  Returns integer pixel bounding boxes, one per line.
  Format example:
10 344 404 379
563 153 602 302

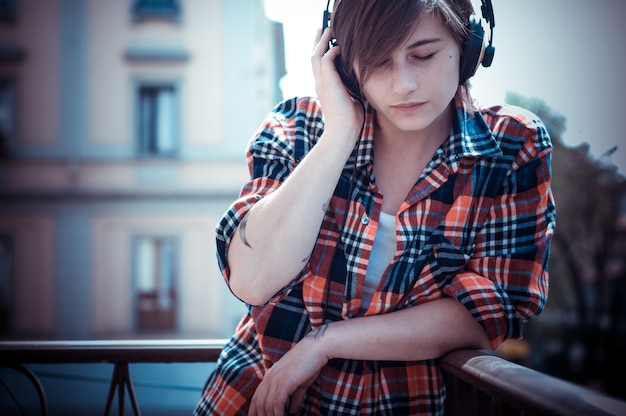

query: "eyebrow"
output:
406 38 442 49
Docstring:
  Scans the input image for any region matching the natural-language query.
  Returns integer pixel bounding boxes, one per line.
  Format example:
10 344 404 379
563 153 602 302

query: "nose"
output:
391 62 418 95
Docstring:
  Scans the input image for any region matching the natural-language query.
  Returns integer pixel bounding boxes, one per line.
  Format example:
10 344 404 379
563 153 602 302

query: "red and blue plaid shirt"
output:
195 94 555 415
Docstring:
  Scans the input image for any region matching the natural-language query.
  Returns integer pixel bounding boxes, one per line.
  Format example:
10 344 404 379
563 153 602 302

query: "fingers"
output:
249 384 289 416
311 29 341 88
312 26 334 60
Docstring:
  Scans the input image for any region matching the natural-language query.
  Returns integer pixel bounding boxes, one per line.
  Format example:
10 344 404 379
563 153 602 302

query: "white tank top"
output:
361 211 397 310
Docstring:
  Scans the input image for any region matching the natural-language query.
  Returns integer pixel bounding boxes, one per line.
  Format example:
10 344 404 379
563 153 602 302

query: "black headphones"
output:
459 0 496 84
323 0 496 93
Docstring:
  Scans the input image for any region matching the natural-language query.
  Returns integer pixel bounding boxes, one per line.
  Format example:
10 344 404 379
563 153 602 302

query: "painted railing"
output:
1 340 625 415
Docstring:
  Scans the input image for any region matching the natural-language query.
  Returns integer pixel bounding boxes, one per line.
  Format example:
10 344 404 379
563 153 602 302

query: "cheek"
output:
431 54 460 104
360 79 383 107
448 49 460 74
438 51 460 88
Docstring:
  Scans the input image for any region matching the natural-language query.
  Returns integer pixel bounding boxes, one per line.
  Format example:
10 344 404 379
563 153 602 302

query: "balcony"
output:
132 0 181 22
1 339 626 415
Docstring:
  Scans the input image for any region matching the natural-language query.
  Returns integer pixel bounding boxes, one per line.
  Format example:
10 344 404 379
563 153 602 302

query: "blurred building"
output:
0 0 285 339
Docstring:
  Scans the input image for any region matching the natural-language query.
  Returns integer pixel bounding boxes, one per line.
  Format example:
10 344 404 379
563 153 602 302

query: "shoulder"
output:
479 104 552 152
474 104 553 178
248 97 325 161
268 96 324 126
478 104 552 175
255 97 325 143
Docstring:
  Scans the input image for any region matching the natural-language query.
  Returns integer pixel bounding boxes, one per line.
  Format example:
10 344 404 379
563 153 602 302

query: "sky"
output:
263 0 626 175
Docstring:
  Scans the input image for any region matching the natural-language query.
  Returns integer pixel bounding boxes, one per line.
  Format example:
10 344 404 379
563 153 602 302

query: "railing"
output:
440 349 626 416
0 339 227 416
1 340 625 415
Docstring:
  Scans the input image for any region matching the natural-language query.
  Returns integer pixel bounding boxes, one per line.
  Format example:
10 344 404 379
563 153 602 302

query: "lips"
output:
392 102 425 113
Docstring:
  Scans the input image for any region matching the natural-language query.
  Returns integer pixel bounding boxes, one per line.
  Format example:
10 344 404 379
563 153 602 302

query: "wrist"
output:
306 323 333 364
318 127 360 156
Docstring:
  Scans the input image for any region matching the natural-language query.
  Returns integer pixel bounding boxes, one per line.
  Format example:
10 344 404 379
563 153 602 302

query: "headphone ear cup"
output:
459 14 485 85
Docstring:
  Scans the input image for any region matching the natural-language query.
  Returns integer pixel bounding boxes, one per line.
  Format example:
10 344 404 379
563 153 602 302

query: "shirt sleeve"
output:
215 97 323 290
443 113 556 350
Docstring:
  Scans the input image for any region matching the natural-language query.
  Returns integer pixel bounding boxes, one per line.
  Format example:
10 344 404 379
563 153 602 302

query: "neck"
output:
374 103 454 155
371 103 455 214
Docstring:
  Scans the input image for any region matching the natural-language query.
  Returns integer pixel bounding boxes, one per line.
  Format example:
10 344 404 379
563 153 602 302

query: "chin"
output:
397 118 434 133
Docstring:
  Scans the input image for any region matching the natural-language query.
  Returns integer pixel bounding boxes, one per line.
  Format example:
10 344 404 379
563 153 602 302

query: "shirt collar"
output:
352 93 502 170
446 94 502 163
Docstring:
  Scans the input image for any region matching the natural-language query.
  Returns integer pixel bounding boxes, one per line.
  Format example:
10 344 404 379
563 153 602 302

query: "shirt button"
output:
361 216 369 225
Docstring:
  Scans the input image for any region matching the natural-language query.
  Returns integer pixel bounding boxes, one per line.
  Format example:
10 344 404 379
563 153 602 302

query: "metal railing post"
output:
103 362 141 416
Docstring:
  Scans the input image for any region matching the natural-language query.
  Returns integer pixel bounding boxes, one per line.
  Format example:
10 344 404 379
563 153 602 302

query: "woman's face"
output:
360 13 461 138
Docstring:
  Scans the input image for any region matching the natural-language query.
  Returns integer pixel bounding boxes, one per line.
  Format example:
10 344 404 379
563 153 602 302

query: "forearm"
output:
228 130 357 306
318 297 491 362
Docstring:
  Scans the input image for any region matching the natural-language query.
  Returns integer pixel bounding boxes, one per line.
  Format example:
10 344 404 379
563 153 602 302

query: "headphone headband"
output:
324 0 496 87
480 0 496 67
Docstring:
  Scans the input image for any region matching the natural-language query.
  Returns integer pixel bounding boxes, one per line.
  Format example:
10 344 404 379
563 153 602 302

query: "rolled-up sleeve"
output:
444 127 556 349
216 120 294 284
215 97 323 286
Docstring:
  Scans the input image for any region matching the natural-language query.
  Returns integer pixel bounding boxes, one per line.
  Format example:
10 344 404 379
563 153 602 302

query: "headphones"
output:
459 0 496 84
323 0 496 93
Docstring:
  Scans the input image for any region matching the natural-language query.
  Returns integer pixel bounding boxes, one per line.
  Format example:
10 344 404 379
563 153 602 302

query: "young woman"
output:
195 0 555 414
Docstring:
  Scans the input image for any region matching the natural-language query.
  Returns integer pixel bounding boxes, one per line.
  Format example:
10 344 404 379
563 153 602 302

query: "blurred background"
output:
0 0 625 414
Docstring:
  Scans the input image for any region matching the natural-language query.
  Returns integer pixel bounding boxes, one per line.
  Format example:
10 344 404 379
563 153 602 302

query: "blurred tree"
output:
505 92 626 399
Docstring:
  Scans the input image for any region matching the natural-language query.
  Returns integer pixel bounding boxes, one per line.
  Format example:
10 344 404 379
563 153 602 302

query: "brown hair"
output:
332 0 474 86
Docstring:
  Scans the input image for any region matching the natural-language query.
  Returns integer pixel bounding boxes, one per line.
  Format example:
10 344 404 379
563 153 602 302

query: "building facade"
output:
0 0 285 339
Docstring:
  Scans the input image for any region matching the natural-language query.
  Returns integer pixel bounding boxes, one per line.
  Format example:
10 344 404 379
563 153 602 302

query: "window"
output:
137 84 179 157
0 0 17 23
0 79 15 157
0 236 14 334
133 236 177 331
132 0 181 21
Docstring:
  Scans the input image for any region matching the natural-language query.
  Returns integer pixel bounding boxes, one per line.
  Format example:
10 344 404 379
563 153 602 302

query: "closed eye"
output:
414 52 436 61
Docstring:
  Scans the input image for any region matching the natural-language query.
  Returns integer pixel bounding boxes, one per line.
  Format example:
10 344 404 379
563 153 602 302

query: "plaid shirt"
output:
195 95 555 415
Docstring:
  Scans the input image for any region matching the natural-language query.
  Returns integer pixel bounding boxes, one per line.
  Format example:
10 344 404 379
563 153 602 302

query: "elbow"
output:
228 271 272 307
476 328 493 351
225 243 273 306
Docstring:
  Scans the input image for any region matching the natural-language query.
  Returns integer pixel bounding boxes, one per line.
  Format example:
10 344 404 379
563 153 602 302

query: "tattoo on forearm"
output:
322 199 331 214
306 324 328 341
239 217 252 248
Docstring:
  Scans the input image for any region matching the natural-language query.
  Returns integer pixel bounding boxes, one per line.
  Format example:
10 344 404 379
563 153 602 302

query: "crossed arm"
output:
248 297 491 416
